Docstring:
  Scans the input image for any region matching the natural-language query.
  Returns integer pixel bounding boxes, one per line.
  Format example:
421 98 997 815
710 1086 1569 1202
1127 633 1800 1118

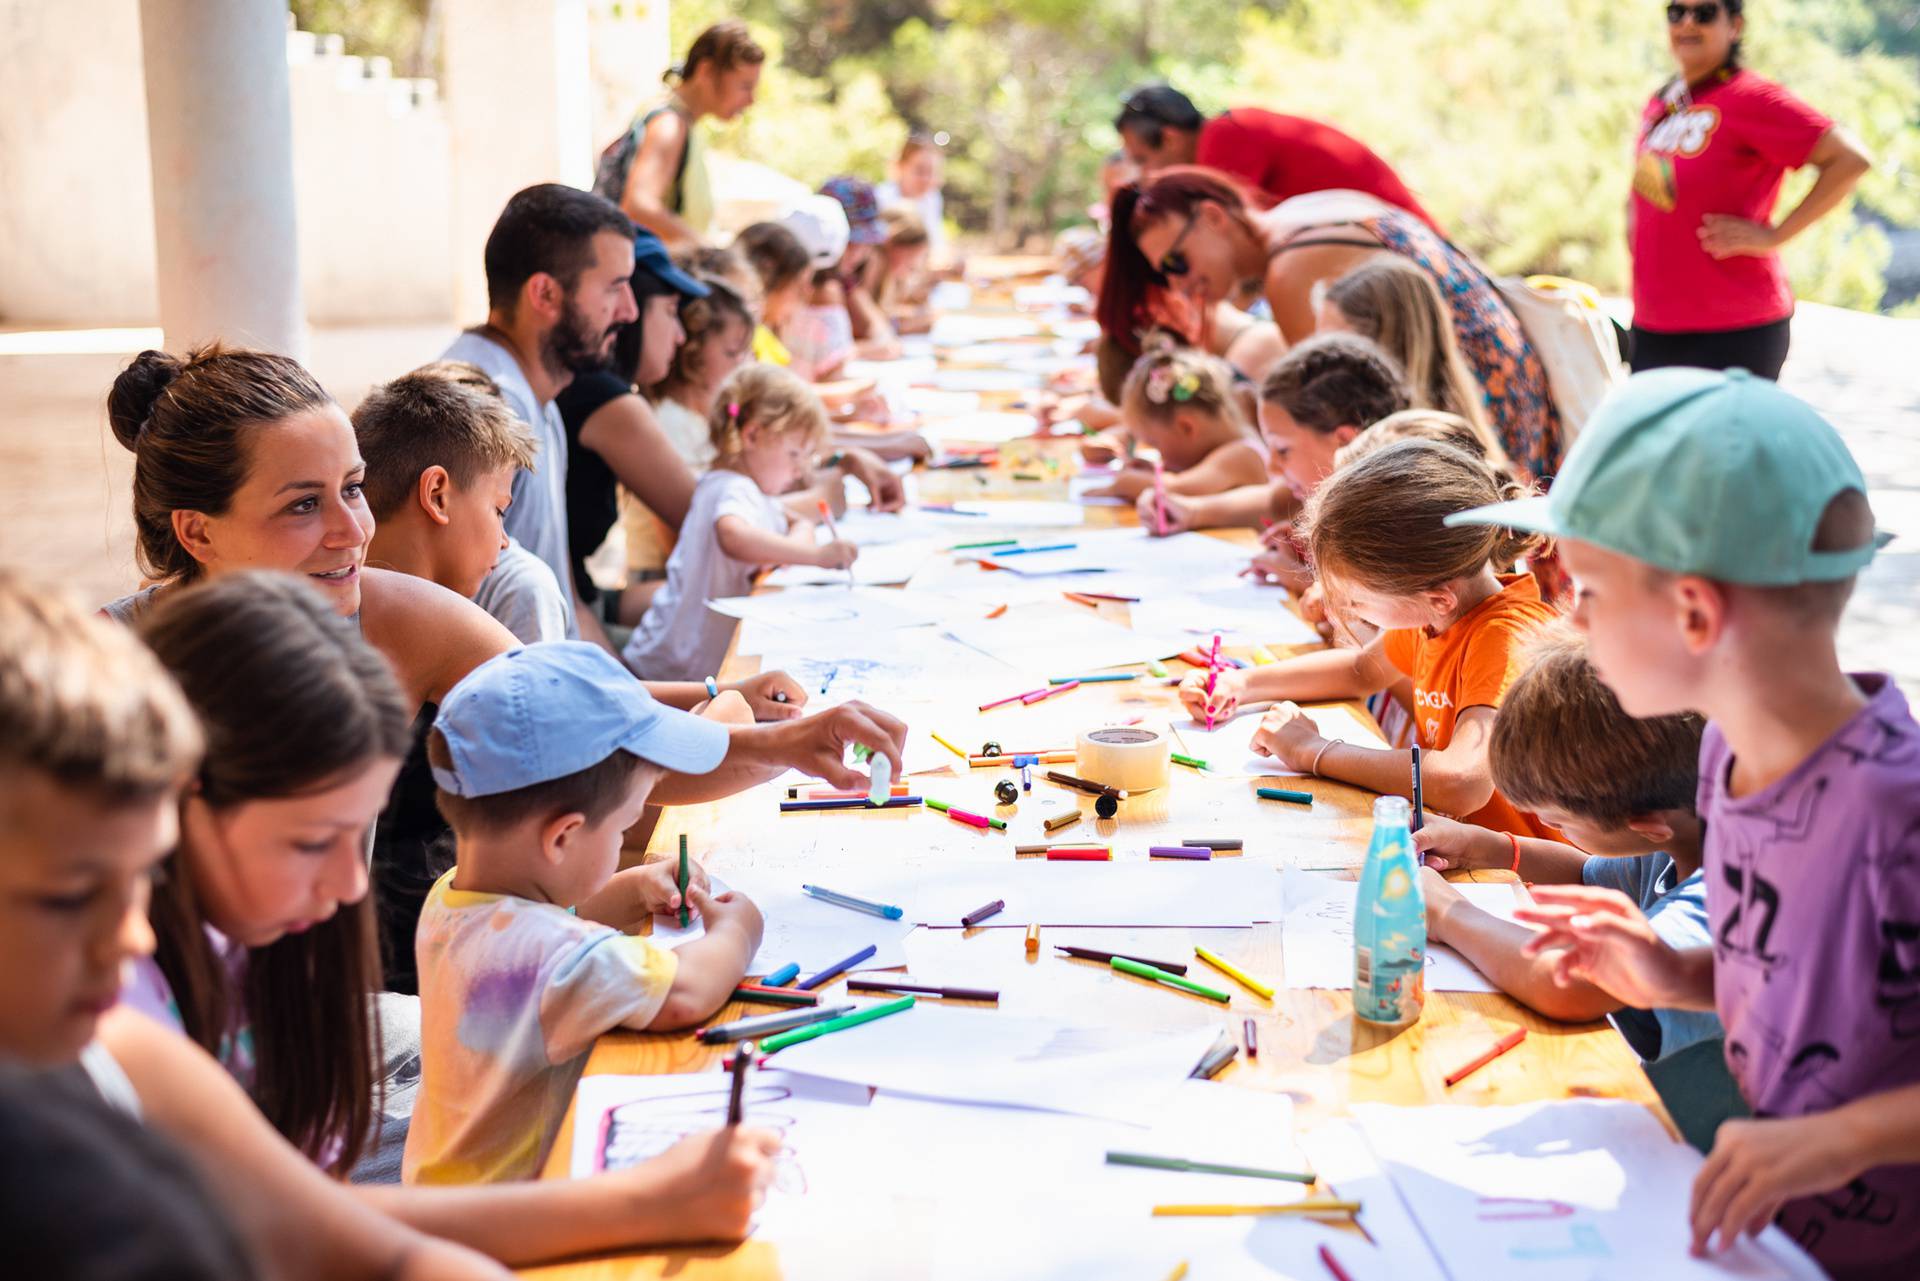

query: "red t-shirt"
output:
1196 109 1440 231
1629 70 1831 333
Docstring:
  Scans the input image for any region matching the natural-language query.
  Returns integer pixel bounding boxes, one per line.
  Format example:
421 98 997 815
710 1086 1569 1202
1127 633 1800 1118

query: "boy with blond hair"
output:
1453 369 1916 1278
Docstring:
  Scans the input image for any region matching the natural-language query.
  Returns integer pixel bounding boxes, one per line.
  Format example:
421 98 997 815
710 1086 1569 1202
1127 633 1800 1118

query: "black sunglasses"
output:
1666 2 1723 24
1156 212 1200 279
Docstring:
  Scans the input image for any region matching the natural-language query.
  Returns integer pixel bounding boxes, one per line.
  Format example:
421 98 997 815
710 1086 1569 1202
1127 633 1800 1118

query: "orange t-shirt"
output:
1381 573 1561 839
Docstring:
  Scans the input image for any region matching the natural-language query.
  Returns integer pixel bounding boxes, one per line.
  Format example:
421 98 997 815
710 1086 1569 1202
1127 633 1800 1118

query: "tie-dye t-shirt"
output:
1698 673 1920 1280
403 869 678 1185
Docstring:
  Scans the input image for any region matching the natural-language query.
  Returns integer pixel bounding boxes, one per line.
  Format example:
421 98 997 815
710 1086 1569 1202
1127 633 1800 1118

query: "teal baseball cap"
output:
1446 367 1887 585
432 642 728 798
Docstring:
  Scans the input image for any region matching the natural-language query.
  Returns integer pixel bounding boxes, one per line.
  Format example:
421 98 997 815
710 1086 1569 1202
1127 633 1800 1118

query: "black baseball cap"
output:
1115 84 1204 134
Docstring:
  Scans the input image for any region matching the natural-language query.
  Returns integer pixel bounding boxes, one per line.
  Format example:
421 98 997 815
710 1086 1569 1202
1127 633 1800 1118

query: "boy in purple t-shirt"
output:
1451 368 1917 1281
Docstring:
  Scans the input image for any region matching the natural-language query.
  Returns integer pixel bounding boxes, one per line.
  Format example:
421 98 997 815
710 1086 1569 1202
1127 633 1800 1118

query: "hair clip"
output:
727 401 741 421
1144 364 1175 405
1172 370 1201 403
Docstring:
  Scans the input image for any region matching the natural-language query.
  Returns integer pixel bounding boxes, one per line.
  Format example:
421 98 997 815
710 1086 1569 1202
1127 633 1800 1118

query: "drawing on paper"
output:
596 1082 806 1194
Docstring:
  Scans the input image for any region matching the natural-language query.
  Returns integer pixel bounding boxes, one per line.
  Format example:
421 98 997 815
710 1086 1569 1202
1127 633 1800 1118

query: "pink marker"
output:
981 687 1046 711
1022 680 1080 705
1152 459 1168 536
1203 633 1222 731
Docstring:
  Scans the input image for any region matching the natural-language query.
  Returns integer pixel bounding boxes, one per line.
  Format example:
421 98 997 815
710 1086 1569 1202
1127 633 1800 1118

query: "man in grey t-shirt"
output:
442 184 641 641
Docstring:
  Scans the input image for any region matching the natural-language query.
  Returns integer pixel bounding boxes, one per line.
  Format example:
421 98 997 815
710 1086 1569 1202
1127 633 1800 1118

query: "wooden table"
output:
522 297 1666 1281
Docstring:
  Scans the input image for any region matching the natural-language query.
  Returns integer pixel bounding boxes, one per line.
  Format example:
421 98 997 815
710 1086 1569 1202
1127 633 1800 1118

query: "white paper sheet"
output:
897 387 981 418
568 1069 873 1179
1171 702 1391 777
929 314 1046 345
919 411 1044 444
1278 868 1527 993
760 539 938 587
752 633 1016 712
1067 469 1131 506
945 600 1194 674
923 367 1045 393
840 855 1279 928
1352 1100 1827 1281
648 873 917 977
1127 579 1321 649
1300 1118 1450 1281
775 1004 1218 1122
707 585 948 631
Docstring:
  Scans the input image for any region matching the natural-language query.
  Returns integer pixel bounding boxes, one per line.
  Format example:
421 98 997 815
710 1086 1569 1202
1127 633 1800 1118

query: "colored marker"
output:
1026 924 1041 953
759 995 915 1054
970 750 1075 766
1064 591 1104 608
732 984 819 1007
1444 1027 1528 1087
1048 673 1137 684
781 796 923 813
1147 658 1170 677
979 687 1044 711
1149 846 1213 860
995 542 1077 557
704 675 720 699
1112 956 1231 1003
949 537 1017 551
1204 633 1222 732
1250 646 1277 666
1256 787 1313 806
1015 755 1035 791
1046 847 1112 861
926 798 1007 831
1182 837 1243 850
1170 752 1209 771
931 731 969 760
1106 1151 1312 1183
797 944 879 991
1245 1017 1259 1059
802 884 904 920
677 835 690 928
804 784 912 801
847 979 1000 1002
696 1003 855 1044
761 962 801 988
1194 946 1275 999
985 603 1008 619
1044 770 1124 800
1043 810 1082 834
815 499 854 589
1015 842 1111 855
1411 741 1425 833
1076 592 1141 603
1190 1038 1239 1079
1055 946 1187 974
1177 649 1211 667
726 1042 751 1124
1151 1201 1361 1218
960 899 1005 927
1165 1264 1189 1281
1021 680 1080 704
1318 1244 1357 1281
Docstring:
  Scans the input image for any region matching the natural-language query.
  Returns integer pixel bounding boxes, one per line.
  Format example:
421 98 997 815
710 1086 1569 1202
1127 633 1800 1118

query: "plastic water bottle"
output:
1353 795 1425 1026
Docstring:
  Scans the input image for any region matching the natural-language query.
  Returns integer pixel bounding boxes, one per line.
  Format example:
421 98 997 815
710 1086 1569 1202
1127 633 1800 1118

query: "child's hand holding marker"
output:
1409 814 1510 872
1178 666 1246 723
576 858 713 931
1134 488 1197 536
808 537 860 570
729 671 808 722
633 1125 784 1240
766 700 908 791
1248 702 1323 772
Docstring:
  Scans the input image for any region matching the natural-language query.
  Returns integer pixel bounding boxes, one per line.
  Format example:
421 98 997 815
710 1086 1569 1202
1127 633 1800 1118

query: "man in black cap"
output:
1114 84 1441 231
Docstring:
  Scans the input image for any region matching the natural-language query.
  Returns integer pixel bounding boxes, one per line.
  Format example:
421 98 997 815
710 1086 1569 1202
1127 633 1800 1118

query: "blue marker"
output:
761 962 801 988
798 944 879 991
1015 754 1036 791
802 884 904 920
995 542 1077 557
704 675 720 699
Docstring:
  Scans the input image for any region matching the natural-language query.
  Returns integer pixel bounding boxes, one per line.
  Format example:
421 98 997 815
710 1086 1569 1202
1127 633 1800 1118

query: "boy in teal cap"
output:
1453 368 1917 1279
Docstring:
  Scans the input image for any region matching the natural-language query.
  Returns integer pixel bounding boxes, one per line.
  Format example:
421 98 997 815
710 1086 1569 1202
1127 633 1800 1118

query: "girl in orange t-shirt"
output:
1179 438 1560 837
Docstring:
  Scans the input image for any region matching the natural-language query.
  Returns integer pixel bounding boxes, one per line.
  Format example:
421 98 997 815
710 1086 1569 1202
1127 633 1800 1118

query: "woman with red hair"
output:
1099 169 1559 479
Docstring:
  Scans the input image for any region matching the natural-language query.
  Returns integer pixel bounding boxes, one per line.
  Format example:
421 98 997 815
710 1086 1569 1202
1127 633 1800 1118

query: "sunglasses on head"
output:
1156 211 1201 279
1666 2 1723 24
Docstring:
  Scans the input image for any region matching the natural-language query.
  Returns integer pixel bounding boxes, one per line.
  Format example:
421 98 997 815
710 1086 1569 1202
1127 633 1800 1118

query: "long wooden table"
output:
522 297 1667 1281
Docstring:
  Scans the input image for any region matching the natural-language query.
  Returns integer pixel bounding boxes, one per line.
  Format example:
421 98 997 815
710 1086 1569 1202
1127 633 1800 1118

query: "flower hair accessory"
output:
1144 361 1201 405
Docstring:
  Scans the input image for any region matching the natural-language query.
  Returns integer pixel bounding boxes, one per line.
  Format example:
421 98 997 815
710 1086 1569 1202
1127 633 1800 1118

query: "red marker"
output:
1318 1244 1356 1281
1046 847 1113 861
1444 1027 1528 1087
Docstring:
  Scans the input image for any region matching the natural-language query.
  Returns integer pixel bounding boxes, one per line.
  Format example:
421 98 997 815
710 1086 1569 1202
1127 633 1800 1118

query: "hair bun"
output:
107 349 186 452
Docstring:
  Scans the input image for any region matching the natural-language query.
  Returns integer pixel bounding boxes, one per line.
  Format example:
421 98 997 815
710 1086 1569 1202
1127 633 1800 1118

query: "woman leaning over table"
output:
1627 0 1870 379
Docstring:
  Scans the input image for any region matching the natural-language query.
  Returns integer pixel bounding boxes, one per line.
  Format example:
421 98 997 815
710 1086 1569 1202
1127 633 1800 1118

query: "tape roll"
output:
1076 726 1171 793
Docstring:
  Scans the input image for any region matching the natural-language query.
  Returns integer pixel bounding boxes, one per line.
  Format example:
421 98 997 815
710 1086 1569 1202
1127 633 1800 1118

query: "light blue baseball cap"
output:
1447 367 1888 585
431 642 728 798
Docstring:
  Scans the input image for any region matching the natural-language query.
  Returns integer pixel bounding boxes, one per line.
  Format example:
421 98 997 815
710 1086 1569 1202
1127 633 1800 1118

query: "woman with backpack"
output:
593 22 765 247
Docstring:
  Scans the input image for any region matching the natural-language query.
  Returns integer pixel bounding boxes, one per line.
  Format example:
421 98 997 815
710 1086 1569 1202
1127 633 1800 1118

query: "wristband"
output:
705 676 719 699
823 451 846 469
1507 831 1521 874
1308 737 1343 776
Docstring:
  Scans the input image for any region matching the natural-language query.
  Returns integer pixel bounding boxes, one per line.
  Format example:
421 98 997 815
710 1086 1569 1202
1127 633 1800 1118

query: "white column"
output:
443 0 595 322
138 0 305 358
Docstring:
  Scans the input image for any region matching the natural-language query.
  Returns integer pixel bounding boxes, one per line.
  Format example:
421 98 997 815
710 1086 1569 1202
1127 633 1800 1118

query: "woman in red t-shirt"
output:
1628 0 1870 379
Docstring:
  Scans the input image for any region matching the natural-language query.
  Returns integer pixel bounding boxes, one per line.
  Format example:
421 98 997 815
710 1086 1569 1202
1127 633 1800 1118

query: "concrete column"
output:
443 0 595 322
138 0 305 358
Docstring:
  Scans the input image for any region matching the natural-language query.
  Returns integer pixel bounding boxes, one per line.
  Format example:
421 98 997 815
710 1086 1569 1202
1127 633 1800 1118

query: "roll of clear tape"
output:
1075 726 1171 792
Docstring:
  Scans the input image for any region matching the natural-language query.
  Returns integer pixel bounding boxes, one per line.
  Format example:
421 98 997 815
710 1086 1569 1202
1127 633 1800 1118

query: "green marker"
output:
1048 674 1138 685
1147 659 1169 678
677 834 690 927
1105 1151 1315 1183
949 538 1018 551
925 797 1008 830
1111 956 1231 1003
759 995 915 1053
1256 786 1314 805
1171 752 1209 771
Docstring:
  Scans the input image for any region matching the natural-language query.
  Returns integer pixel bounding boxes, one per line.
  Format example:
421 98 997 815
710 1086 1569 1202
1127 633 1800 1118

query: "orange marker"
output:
986 603 1009 619
1443 1027 1527 1087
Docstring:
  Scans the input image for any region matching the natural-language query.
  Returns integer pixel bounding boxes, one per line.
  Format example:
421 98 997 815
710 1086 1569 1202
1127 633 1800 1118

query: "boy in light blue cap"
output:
403 642 773 1187
1454 368 1918 1277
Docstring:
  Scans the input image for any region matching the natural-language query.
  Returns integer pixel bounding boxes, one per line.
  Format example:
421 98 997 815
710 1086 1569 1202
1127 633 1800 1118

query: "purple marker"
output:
1148 846 1214 860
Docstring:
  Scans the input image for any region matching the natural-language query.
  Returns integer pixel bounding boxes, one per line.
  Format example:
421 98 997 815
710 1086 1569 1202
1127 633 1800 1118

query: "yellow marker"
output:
1151 1200 1361 1218
1249 646 1277 666
931 731 969 760
1026 923 1041 954
1163 1264 1189 1281
1194 946 1275 1000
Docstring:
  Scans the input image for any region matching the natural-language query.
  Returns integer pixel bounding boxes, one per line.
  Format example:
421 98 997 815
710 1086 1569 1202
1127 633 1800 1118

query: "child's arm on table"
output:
1420 868 1618 1023
1168 441 1269 496
1254 702 1496 817
1181 632 1397 721
715 512 856 570
1412 814 1591 881
575 855 714 933
637 885 765 1029
1513 885 1717 1011
1689 1083 1920 1257
1135 482 1281 535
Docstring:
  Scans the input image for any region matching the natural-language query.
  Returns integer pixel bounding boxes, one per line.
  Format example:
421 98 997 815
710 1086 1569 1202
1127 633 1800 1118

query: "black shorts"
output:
1628 316 1792 381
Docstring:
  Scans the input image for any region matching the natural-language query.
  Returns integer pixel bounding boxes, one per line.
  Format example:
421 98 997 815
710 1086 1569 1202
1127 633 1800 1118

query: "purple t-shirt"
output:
1699 673 1920 1280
